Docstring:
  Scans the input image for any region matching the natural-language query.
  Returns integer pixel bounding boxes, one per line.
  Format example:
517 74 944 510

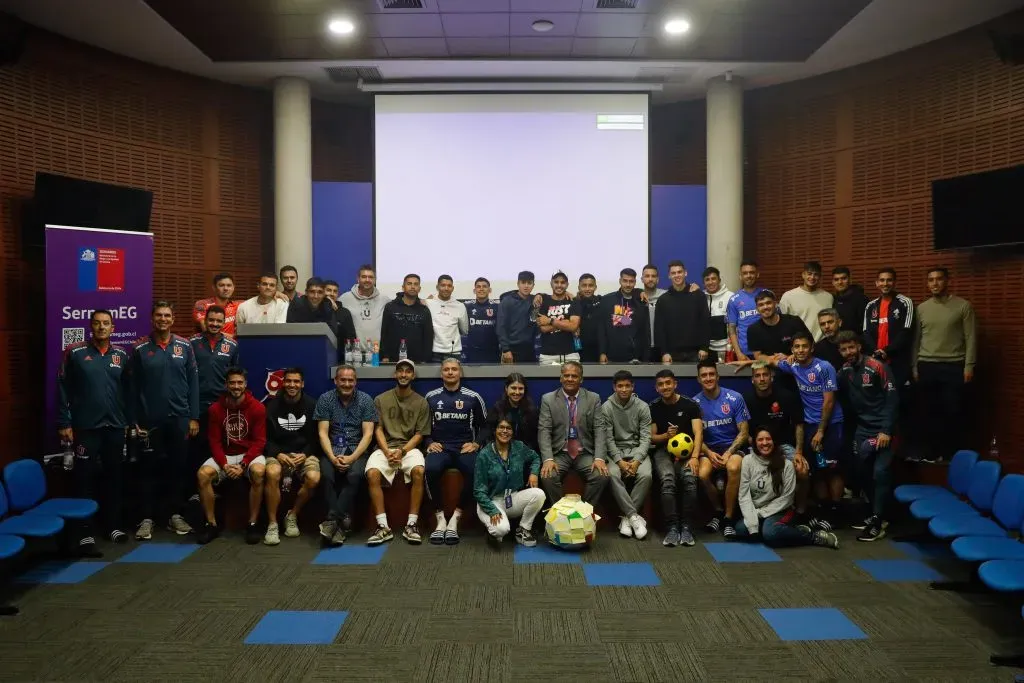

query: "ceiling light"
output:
663 18 690 35
532 19 555 33
327 18 355 36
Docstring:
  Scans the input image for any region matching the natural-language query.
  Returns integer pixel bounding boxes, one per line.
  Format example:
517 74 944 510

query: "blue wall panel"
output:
650 185 707 289
312 181 373 285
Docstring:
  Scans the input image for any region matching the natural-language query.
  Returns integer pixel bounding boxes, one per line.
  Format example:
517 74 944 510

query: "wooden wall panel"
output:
746 24 1024 469
0 32 271 464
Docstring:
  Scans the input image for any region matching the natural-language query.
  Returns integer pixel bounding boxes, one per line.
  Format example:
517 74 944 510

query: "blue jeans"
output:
425 447 477 511
734 509 814 547
854 426 893 519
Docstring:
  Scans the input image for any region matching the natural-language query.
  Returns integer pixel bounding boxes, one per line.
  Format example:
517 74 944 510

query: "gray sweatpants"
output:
607 457 653 517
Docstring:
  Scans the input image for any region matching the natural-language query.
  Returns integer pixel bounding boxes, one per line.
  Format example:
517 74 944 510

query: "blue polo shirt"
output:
777 357 844 426
726 288 765 356
313 389 378 455
692 387 751 452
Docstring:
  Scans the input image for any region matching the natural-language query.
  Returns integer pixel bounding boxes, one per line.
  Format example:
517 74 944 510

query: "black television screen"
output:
932 164 1024 250
25 173 153 248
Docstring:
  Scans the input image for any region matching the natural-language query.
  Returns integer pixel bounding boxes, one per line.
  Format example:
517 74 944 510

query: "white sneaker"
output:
264 523 280 546
618 517 633 538
283 512 300 538
136 518 154 541
629 514 648 540
167 514 193 535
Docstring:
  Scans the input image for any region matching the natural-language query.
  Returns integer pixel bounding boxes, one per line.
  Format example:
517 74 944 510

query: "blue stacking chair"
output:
0 483 64 539
894 449 978 504
3 459 98 521
929 474 1024 541
0 533 26 616
952 516 1024 563
979 563 1024 669
909 460 1000 521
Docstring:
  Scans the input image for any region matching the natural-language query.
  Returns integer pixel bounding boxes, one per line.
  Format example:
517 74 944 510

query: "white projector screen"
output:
374 93 649 300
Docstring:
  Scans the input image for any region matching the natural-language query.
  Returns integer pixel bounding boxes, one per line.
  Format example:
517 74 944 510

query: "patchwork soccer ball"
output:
667 432 694 459
544 494 600 550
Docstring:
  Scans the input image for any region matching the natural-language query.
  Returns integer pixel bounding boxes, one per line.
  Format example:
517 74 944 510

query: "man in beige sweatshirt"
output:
913 266 976 463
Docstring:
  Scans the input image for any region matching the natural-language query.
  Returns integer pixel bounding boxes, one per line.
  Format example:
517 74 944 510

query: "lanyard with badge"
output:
503 451 514 509
566 395 578 440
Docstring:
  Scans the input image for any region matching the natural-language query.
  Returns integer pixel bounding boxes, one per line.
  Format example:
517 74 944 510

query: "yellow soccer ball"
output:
667 432 694 459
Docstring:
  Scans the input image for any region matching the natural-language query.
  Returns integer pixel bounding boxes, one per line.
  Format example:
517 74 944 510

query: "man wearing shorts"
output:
743 360 810 515
770 331 845 530
692 359 750 539
365 359 430 545
263 368 321 545
196 367 267 545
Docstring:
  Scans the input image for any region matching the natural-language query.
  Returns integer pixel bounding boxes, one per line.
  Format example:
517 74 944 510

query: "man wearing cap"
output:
364 359 430 546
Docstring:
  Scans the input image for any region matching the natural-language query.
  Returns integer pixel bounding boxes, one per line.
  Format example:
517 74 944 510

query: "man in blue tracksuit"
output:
57 309 132 552
464 277 499 363
189 305 239 473
497 270 537 363
130 301 200 541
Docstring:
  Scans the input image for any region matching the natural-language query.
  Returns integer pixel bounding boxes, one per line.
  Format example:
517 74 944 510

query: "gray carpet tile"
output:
67 610 189 642
32 640 137 682
579 537 650 562
435 562 514 585
0 605 96 642
661 584 755 609
842 604 961 640
221 644 324 683
0 642 62 682
301 564 380 584
925 604 1024 646
13 581 141 611
606 642 708 682
719 561 809 584
677 606 780 642
787 640 905 682
308 646 424 682
592 585 674 611
275 580 362 611
739 581 831 609
514 609 602 645
811 580 900 607
413 643 513 683
171 607 269 643
436 542 515 566
432 584 512 613
509 645 614 683
352 585 440 611
509 585 597 610
698 641 809 682
876 637 1001 681
109 643 244 683
372 561 443 587
512 564 587 586
650 558 729 585
337 609 428 645
595 610 685 641
791 557 878 582
420 614 515 642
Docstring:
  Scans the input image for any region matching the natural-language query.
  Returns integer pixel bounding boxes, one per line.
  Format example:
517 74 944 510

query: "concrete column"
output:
706 75 744 289
273 77 313 281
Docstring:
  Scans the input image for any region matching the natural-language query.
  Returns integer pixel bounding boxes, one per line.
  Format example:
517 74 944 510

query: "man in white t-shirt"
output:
779 261 834 342
236 273 289 325
425 274 469 362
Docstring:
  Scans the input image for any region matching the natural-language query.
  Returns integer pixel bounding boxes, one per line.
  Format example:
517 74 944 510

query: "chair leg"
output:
989 653 1024 668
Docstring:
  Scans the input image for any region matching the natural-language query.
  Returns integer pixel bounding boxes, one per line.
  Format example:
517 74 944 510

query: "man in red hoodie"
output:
196 367 267 545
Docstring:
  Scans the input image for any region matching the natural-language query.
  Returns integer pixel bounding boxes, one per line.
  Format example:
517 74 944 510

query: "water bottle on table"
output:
61 440 74 471
398 338 408 361
344 339 354 365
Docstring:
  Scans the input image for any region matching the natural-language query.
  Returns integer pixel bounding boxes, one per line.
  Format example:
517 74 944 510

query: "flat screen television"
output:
932 164 1023 249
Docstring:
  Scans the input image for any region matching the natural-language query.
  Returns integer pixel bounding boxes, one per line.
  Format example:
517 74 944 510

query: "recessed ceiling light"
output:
663 18 691 35
532 19 555 33
327 18 355 36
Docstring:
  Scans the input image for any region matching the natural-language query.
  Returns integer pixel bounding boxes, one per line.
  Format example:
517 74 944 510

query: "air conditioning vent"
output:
377 0 425 9
325 67 383 83
594 0 639 9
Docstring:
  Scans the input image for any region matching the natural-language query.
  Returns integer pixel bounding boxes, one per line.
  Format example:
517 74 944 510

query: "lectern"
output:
234 323 338 400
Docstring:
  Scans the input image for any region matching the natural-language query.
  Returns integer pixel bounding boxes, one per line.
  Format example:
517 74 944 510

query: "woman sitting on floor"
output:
736 426 840 549
473 416 545 546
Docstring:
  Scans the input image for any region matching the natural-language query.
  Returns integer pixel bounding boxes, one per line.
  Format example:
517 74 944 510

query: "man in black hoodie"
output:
576 273 602 363
263 367 321 545
832 266 868 334
654 260 710 363
380 273 434 363
597 268 649 364
287 277 357 347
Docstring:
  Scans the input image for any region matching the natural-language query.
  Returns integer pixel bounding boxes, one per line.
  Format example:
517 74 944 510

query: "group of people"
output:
55 259 975 554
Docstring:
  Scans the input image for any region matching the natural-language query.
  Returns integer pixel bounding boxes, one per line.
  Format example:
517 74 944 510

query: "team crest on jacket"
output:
487 309 493 317
862 372 871 385
721 403 730 414
173 346 183 356
112 355 121 366
455 400 464 409
770 402 780 414
807 372 816 382
264 368 286 401
220 343 231 354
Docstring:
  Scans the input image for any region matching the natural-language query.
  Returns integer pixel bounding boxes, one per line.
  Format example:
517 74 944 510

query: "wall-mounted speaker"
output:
989 29 1024 66
0 13 28 66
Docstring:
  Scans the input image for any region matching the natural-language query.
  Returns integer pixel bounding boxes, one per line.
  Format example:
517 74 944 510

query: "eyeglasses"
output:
495 426 514 432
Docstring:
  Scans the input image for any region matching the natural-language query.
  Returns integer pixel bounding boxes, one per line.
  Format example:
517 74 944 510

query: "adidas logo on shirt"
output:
277 413 307 432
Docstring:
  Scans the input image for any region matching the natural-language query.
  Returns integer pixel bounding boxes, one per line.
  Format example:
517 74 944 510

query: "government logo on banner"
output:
78 246 126 292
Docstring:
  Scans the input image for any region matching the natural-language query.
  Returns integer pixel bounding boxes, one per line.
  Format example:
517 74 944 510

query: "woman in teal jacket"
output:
473 417 545 546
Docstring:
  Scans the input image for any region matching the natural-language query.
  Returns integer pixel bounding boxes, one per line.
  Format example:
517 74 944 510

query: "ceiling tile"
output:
574 12 647 38
511 0 583 12
509 12 579 37
436 0 510 10
370 12 445 38
382 37 449 56
509 35 574 55
446 36 511 55
441 13 510 36
570 37 637 57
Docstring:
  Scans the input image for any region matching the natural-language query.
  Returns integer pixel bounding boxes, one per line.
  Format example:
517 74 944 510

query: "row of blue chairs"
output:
0 459 98 616
894 450 1024 668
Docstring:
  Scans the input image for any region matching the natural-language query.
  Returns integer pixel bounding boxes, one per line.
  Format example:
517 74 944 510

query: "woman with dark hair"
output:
474 416 544 546
735 426 839 549
484 372 538 450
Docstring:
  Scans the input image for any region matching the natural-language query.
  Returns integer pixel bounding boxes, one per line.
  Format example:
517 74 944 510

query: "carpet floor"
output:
0 524 1021 682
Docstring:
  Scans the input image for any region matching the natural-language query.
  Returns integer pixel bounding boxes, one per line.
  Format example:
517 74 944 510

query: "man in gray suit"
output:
539 361 609 505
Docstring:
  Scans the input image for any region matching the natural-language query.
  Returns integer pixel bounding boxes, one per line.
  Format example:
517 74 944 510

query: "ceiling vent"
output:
325 67 383 83
377 0 425 9
593 0 640 9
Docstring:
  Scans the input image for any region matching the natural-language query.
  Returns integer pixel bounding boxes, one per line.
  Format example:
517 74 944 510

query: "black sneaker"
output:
515 527 537 547
78 537 103 558
857 518 889 542
244 523 262 545
705 516 722 533
109 530 129 544
808 516 833 532
662 527 681 547
722 519 737 540
197 522 219 545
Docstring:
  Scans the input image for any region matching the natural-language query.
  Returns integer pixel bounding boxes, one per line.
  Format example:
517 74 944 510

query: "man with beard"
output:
655 260 711 364
263 368 321 545
536 271 582 365
863 267 915 394
288 277 357 347
340 264 388 345
727 261 765 362
831 266 868 334
279 265 300 301
235 273 289 325
641 264 666 362
193 272 240 336
779 261 834 342
597 268 648 364
189 306 240 488
704 267 733 361
380 274 434 364
196 367 267 545
576 273 602 363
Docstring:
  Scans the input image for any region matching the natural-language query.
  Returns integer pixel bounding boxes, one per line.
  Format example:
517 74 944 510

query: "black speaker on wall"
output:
0 12 28 66
990 29 1024 65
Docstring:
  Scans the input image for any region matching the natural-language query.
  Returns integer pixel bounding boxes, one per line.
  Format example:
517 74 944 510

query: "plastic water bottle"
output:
359 339 368 366
353 339 362 366
398 338 408 361
815 448 826 470
344 339 354 365
573 334 582 352
61 440 74 471
371 340 380 367
988 436 1000 462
